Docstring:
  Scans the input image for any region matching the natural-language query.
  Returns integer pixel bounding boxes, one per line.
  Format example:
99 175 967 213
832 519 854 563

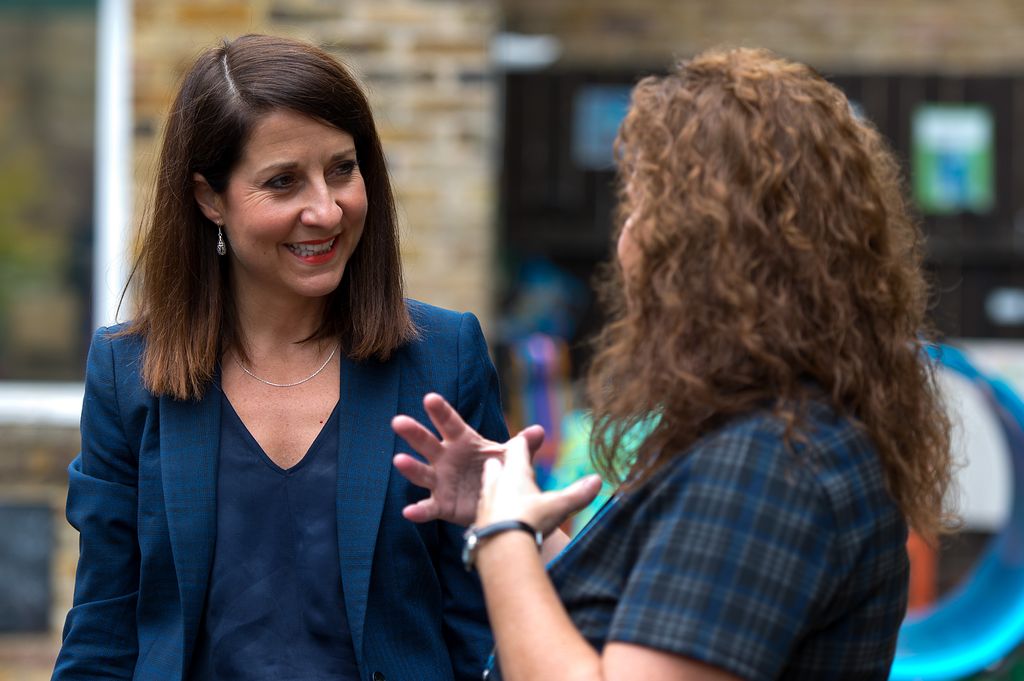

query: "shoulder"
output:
676 401 880 493
405 299 470 336
395 300 501 404
402 299 487 351
646 402 902 565
90 321 145 361
85 322 150 403
614 404 886 542
709 403 897 524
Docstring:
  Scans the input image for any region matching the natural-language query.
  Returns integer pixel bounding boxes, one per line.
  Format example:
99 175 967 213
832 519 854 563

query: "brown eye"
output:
265 174 296 190
330 160 357 177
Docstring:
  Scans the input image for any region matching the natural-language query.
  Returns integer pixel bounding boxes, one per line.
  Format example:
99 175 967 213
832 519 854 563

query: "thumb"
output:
515 425 546 459
536 474 603 534
482 456 503 492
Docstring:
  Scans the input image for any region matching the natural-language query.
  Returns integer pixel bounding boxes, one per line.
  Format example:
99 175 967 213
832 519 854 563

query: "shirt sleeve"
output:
53 327 140 680
608 430 840 680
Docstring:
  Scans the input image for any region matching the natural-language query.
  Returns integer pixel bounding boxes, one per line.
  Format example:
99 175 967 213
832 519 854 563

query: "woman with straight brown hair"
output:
54 34 504 681
392 47 955 680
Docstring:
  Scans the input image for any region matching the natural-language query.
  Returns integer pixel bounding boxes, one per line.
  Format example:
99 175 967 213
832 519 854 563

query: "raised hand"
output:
476 434 603 537
391 393 545 527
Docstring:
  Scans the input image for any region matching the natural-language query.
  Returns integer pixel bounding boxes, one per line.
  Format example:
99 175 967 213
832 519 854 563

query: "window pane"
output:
0 2 95 380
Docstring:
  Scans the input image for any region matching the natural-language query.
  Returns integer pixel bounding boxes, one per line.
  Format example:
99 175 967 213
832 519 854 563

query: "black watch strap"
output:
462 520 543 571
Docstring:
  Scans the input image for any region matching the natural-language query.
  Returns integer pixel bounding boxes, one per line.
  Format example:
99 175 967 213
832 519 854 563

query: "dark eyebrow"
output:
256 147 357 176
328 148 358 164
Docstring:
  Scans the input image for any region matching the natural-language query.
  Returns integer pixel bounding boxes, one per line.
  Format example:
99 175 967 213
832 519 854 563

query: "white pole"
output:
93 0 132 329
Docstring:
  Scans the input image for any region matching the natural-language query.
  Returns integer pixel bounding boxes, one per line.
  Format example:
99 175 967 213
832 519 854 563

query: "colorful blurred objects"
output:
545 410 656 534
499 258 589 343
499 257 590 489
505 333 572 490
545 410 612 533
907 530 939 612
891 345 1024 680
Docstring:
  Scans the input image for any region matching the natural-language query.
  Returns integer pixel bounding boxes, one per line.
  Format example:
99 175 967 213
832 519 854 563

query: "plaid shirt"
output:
490 401 909 680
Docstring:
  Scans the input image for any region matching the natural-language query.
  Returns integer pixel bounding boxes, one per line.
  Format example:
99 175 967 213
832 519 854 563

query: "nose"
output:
300 180 343 228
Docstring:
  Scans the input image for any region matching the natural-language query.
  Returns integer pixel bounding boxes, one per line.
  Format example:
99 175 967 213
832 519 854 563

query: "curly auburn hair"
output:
587 47 954 541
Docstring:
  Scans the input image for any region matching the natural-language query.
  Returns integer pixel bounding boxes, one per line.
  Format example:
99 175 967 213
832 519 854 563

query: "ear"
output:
193 173 226 225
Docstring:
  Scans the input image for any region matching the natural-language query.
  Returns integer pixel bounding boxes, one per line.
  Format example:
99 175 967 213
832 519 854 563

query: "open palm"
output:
391 393 545 527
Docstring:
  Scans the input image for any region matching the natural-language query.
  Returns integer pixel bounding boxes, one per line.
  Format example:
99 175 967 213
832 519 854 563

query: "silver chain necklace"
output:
234 343 339 388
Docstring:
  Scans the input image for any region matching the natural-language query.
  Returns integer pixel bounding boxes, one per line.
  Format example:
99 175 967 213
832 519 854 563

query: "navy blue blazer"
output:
53 301 508 681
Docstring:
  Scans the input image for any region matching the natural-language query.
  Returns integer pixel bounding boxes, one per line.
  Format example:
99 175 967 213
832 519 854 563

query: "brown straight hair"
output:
120 34 414 400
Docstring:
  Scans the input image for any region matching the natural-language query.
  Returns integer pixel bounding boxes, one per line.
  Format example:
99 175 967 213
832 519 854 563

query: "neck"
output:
227 298 339 386
232 288 330 356
240 306 325 350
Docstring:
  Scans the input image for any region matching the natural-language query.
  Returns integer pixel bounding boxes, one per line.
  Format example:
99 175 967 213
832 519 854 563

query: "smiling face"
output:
194 108 368 310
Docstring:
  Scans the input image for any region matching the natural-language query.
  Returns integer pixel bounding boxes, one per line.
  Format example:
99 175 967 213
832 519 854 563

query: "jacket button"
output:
372 673 385 681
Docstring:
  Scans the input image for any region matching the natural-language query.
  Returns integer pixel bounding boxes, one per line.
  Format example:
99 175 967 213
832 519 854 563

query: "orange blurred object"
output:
906 530 938 611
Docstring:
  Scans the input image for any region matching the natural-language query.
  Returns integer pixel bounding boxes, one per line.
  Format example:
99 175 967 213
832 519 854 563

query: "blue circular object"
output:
890 345 1024 680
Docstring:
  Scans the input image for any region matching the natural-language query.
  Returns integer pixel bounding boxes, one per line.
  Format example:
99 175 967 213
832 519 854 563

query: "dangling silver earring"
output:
217 224 227 256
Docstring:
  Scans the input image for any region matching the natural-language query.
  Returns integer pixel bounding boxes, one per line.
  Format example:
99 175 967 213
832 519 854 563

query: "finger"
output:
515 424 546 457
423 393 475 442
539 474 603 528
392 453 437 490
402 497 440 523
502 434 534 474
481 456 502 498
391 415 444 462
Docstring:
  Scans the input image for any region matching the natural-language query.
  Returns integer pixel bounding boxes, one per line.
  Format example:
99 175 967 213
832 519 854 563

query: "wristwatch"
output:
462 520 543 571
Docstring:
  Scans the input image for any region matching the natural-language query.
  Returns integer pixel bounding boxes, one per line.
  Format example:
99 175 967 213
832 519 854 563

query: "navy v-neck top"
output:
189 394 359 681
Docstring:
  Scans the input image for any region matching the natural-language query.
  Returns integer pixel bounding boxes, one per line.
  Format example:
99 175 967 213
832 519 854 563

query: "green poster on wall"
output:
912 104 995 215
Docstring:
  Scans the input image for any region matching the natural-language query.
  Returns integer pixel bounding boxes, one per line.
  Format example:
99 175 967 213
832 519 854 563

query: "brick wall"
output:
503 0 1024 73
133 0 501 324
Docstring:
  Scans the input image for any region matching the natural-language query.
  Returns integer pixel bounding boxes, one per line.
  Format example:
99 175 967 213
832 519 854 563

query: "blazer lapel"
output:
159 389 220 670
336 355 399 667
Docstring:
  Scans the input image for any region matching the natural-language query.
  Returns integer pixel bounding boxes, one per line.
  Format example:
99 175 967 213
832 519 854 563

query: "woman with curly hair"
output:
392 47 954 680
